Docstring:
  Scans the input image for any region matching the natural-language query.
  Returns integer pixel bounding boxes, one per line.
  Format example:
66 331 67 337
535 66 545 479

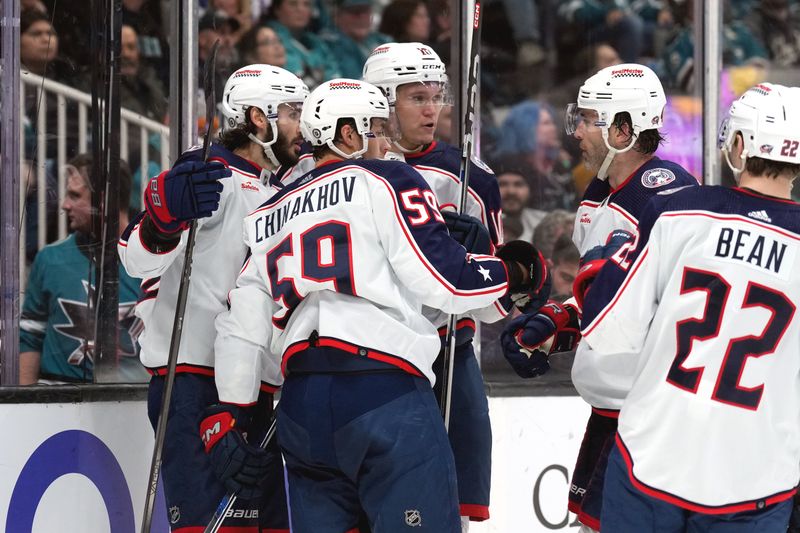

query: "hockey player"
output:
362 42 511 527
118 64 308 532
213 78 548 533
578 82 800 532
500 63 698 531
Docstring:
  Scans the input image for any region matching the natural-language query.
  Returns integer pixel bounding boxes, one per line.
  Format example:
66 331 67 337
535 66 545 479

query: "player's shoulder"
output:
355 158 425 185
633 157 697 191
177 143 262 178
581 177 612 204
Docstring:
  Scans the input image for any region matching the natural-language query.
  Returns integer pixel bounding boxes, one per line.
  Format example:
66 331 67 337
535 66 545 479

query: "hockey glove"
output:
500 300 581 378
573 230 633 309
496 240 551 313
442 211 492 255
144 160 230 233
199 404 274 501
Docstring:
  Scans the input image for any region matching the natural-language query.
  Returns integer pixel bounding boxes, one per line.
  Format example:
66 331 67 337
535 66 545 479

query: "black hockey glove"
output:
496 240 551 312
442 211 492 255
500 300 581 378
199 404 274 501
144 160 230 233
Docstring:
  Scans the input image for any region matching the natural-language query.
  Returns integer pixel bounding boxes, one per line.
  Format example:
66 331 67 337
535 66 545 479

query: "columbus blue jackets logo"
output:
641 168 676 188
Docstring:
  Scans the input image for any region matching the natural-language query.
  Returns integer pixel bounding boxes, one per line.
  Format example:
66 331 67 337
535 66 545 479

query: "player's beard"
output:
272 135 300 167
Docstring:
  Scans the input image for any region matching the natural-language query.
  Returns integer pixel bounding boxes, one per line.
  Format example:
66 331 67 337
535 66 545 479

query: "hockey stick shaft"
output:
440 1 482 430
203 416 278 533
140 40 220 533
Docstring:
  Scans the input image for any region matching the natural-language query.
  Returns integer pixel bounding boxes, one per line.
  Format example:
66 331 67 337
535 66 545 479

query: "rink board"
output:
0 395 588 532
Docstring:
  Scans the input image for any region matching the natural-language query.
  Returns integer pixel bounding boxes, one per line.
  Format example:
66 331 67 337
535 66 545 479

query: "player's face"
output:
572 108 608 172
273 102 305 166
550 258 578 298
364 118 392 159
498 172 530 216
394 82 446 150
62 171 94 233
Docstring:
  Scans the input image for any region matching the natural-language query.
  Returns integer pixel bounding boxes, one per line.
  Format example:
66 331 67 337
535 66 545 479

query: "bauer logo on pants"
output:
404 509 422 527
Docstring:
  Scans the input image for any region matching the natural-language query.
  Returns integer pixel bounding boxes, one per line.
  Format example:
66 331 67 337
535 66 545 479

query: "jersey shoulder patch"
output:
641 167 676 188
470 154 494 175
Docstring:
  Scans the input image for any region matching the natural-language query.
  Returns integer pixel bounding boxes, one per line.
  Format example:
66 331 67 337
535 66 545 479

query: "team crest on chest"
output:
641 168 676 188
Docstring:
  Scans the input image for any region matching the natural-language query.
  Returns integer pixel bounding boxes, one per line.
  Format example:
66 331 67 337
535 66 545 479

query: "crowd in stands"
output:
15 0 800 381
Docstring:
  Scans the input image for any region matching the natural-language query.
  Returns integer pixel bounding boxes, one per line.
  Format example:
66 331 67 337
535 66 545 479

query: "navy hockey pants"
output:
432 339 492 521
601 441 792 532
277 371 461 533
147 373 289 532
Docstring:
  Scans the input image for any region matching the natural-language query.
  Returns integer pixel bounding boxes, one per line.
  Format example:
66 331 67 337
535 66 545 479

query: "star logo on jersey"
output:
54 280 138 366
404 509 422 527
477 265 492 281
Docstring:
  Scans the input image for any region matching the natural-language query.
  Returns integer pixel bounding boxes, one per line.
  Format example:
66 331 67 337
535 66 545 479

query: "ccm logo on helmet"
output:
234 69 262 78
329 81 361 90
611 68 644 78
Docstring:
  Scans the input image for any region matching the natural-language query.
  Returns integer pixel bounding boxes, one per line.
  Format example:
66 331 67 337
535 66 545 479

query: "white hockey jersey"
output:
118 144 279 397
581 186 800 511
214 159 510 404
571 157 698 409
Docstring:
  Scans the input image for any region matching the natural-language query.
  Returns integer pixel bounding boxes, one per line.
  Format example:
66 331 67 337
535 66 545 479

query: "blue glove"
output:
573 230 633 308
501 301 581 378
495 240 551 311
442 211 492 255
144 160 231 233
199 404 274 501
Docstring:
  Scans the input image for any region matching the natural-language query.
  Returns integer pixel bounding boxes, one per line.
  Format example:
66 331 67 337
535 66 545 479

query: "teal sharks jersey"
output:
20 232 146 382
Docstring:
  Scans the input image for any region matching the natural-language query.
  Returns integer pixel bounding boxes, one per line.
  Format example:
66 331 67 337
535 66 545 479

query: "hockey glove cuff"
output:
144 161 230 234
199 404 274 501
443 211 492 255
573 230 634 309
496 240 551 312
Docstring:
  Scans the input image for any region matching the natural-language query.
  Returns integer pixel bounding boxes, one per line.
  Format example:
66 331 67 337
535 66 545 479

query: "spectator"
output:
198 9 241 101
746 0 800 67
123 0 169 88
379 0 431 44
237 23 287 67
428 0 451 64
120 24 167 121
321 0 389 79
548 233 579 301
630 0 675 57
532 208 574 259
264 0 340 87
494 100 578 210
21 9 61 77
19 155 147 384
497 170 546 242
557 0 645 65
209 0 253 42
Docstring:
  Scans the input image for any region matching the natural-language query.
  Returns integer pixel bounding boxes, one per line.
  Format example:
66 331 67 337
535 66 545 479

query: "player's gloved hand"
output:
496 240 551 312
500 300 581 378
199 404 274 500
442 211 492 255
573 230 633 309
144 161 231 233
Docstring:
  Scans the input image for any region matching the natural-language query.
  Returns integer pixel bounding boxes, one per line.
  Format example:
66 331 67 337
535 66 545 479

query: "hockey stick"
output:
440 1 483 430
203 416 278 533
139 40 220 533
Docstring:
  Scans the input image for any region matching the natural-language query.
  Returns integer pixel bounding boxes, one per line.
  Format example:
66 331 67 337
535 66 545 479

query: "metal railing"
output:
20 71 171 284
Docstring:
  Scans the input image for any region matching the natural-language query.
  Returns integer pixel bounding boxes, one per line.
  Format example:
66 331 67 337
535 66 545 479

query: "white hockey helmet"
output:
565 63 666 180
719 83 800 178
362 42 452 105
220 64 309 166
300 78 390 160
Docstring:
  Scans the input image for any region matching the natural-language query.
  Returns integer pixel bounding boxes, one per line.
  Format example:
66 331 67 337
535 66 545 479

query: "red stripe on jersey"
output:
147 363 215 377
262 529 290 533
577 509 601 530
437 318 476 335
209 156 261 181
412 163 488 226
173 526 257 532
616 434 797 514
403 140 438 158
591 407 620 419
460 504 490 521
660 211 800 242
608 201 638 227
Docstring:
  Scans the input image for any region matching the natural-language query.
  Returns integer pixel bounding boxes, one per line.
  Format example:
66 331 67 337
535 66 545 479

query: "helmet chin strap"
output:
723 148 747 182
392 140 424 153
248 118 281 168
596 127 638 181
327 134 369 160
